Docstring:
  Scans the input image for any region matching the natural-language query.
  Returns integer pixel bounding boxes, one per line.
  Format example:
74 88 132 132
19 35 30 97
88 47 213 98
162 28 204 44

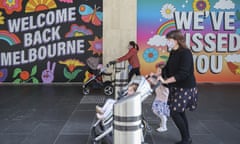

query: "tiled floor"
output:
0 83 240 144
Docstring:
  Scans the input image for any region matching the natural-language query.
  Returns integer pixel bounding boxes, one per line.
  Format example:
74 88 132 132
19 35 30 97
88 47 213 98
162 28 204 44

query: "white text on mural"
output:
174 11 239 74
0 7 86 66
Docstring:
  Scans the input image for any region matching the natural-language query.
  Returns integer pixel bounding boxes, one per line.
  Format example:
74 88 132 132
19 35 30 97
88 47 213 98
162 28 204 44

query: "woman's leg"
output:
128 68 140 82
180 112 190 139
156 114 167 132
134 68 140 75
159 115 167 129
153 104 168 132
128 69 135 82
171 111 191 144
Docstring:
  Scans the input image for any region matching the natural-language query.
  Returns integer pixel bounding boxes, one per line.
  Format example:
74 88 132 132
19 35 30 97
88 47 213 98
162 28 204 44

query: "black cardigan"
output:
163 47 196 88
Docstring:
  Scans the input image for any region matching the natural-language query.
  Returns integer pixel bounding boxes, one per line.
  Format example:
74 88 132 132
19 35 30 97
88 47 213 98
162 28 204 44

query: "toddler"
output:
96 83 139 120
146 62 170 132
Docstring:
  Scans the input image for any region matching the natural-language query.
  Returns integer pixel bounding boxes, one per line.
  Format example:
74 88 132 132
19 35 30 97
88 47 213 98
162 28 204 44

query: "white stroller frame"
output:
91 76 153 143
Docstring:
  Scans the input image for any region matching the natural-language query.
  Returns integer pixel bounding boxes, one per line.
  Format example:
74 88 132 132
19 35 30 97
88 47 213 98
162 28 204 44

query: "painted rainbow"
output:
156 19 176 36
0 30 21 46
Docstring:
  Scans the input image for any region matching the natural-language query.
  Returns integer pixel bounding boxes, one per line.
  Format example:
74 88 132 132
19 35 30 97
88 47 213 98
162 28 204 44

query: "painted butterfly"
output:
79 4 103 26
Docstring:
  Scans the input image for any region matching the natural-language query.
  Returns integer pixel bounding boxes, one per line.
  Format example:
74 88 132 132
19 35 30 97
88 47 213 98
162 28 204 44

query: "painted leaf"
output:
63 68 82 81
32 77 39 84
70 69 82 80
13 78 21 84
63 67 72 80
13 68 22 78
160 55 169 60
31 65 37 76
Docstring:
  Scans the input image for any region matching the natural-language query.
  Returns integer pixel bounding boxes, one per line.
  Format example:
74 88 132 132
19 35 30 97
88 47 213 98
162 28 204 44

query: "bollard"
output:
113 92 142 144
114 62 128 99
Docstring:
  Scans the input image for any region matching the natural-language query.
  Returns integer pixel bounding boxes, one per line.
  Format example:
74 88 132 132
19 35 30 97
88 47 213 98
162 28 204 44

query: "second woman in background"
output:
114 41 141 82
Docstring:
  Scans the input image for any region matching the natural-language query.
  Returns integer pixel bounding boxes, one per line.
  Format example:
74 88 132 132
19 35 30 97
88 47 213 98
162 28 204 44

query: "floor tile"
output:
20 121 65 144
54 135 89 144
0 84 240 144
201 120 240 144
60 110 95 134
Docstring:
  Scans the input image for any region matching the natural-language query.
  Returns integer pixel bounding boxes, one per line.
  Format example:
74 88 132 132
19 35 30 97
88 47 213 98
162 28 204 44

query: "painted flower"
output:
193 0 210 12
12 65 39 83
0 0 23 15
0 11 5 24
143 48 159 63
0 68 8 82
59 59 85 72
160 3 176 19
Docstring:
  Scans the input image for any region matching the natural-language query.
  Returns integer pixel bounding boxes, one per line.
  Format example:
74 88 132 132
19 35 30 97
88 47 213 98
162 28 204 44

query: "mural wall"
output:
0 0 103 83
137 0 240 82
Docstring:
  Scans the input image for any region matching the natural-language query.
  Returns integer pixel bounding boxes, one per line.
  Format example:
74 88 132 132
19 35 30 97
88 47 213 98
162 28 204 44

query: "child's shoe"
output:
157 115 168 132
156 127 167 132
96 105 103 114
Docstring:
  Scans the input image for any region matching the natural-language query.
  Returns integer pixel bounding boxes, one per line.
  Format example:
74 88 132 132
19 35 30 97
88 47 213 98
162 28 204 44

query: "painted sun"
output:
88 37 103 56
25 0 57 13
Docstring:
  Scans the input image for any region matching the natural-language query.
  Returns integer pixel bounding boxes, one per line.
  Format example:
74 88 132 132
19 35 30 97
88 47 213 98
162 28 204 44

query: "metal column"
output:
113 92 142 144
114 62 128 99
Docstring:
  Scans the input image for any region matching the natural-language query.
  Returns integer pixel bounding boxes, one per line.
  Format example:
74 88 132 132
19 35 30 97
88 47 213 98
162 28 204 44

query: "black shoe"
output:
175 141 183 144
175 138 192 144
185 138 192 144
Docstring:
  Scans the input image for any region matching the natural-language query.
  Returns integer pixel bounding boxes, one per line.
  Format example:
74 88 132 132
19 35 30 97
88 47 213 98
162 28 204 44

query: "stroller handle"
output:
108 60 116 65
145 75 162 91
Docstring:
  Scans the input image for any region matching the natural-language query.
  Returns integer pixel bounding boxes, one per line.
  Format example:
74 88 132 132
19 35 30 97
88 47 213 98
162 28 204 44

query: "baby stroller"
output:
90 76 153 144
82 57 114 96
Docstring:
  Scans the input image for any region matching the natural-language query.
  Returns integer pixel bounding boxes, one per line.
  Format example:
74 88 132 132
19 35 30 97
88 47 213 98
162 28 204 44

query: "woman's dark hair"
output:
166 30 188 49
129 41 139 51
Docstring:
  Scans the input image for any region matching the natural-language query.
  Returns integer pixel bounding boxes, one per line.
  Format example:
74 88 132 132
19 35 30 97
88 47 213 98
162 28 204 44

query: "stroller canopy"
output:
128 76 153 101
86 57 101 70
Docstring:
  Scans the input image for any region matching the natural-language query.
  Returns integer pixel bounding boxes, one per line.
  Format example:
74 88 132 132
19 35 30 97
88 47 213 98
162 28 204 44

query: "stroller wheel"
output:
83 87 90 95
104 85 114 96
142 119 151 137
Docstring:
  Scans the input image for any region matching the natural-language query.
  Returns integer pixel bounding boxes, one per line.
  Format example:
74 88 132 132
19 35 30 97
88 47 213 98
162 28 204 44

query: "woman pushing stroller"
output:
159 30 198 144
110 41 141 82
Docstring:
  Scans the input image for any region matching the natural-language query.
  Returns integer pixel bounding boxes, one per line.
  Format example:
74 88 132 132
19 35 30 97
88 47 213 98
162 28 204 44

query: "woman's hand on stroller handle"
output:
109 60 116 65
158 76 168 84
145 74 162 90
105 60 116 68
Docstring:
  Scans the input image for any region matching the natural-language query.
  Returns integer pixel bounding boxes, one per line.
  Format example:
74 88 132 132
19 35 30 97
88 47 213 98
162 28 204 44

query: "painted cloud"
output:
214 0 235 10
147 35 167 47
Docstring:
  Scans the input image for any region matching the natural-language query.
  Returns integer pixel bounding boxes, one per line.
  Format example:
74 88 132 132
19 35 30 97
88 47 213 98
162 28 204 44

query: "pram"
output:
90 76 153 144
82 57 114 96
